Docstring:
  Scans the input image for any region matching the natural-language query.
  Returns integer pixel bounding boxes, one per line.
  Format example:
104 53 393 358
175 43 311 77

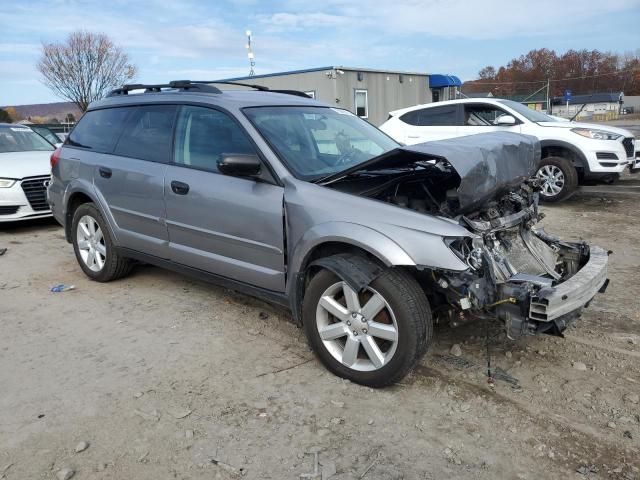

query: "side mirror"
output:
218 154 261 177
495 115 517 126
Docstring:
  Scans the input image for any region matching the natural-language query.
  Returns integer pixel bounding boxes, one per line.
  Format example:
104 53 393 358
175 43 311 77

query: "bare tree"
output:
37 31 137 112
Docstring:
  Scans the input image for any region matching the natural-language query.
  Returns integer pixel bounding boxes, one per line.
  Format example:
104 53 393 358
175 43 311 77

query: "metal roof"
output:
219 66 429 81
552 93 620 105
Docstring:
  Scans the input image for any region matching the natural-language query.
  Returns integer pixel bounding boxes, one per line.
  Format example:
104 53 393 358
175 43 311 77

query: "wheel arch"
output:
539 140 588 175
64 187 98 243
287 224 417 325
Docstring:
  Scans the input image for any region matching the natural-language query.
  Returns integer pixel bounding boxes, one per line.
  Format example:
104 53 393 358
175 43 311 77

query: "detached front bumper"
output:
499 245 609 338
529 246 608 322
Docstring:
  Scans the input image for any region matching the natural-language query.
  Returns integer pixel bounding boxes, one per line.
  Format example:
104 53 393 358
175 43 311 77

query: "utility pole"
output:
246 30 255 77
546 78 550 114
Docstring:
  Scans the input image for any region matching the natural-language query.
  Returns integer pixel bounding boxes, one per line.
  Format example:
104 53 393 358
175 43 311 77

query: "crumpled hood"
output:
323 132 541 213
537 121 634 137
0 151 52 179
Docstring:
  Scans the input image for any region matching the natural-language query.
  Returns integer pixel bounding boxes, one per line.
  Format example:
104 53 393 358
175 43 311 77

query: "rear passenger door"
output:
164 105 286 292
92 105 177 258
399 105 461 144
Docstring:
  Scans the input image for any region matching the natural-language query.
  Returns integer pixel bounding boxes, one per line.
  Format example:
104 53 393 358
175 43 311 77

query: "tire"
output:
71 202 132 282
536 156 578 202
302 263 432 387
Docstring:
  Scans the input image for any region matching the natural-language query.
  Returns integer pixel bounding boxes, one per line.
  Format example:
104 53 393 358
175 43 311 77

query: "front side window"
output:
244 106 398 181
400 106 459 126
114 105 177 163
67 107 132 152
173 105 256 172
464 104 513 126
0 126 54 153
355 89 368 118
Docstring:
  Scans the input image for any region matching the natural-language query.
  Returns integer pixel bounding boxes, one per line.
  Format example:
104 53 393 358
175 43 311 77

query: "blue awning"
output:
429 74 462 88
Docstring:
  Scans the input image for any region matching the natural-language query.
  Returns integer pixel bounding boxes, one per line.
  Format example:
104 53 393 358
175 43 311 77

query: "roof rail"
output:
189 80 270 91
107 80 312 99
107 81 222 97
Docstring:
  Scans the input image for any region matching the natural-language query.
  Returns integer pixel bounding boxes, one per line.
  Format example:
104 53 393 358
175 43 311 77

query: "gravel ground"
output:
1 185 639 480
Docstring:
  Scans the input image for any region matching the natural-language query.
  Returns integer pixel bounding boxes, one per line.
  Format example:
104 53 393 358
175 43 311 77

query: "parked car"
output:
633 144 640 173
47 81 609 387
29 125 63 147
380 98 636 202
0 123 54 222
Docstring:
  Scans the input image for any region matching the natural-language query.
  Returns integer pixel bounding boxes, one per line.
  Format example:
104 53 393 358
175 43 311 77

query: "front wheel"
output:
302 262 432 387
536 156 578 202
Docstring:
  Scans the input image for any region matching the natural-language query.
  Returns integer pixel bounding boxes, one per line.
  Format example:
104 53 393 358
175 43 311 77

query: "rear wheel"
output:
302 262 432 387
536 156 578 202
71 203 132 282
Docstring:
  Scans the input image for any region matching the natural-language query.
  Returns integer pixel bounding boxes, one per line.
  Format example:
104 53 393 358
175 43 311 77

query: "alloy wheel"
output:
315 281 399 372
76 215 106 272
537 165 565 197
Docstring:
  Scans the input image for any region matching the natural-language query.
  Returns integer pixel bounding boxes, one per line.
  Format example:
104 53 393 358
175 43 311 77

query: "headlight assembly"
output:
444 237 484 269
571 128 622 141
0 178 17 188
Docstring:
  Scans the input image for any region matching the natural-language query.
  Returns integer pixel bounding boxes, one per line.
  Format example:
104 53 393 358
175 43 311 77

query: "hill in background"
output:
1 102 81 123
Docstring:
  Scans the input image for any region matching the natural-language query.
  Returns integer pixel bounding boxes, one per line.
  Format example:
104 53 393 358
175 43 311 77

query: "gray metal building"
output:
221 66 432 126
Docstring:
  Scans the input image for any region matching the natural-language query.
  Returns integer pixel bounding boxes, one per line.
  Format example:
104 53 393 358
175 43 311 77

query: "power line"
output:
466 67 639 86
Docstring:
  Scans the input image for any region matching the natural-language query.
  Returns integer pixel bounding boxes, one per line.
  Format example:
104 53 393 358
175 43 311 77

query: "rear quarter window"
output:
67 107 132 152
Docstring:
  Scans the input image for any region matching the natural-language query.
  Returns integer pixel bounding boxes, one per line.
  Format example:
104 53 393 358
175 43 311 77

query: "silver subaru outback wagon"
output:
47 81 609 387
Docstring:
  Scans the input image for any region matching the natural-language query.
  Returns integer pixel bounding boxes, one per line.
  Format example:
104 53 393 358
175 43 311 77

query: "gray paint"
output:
221 68 432 126
46 87 607 348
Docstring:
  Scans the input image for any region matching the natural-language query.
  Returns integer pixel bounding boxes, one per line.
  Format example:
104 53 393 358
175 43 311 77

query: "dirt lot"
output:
1 182 639 480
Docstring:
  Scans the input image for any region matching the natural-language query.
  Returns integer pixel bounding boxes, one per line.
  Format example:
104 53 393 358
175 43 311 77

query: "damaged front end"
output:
433 182 609 338
323 132 609 339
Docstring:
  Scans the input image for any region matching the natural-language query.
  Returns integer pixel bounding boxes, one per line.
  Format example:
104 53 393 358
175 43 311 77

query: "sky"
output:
1 0 639 106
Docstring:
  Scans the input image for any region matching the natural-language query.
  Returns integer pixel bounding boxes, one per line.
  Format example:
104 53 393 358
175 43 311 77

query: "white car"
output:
381 98 636 201
0 124 54 222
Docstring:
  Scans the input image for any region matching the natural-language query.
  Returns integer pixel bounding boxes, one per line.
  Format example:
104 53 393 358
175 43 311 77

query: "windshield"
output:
0 126 55 153
31 126 60 145
244 106 399 181
496 99 554 123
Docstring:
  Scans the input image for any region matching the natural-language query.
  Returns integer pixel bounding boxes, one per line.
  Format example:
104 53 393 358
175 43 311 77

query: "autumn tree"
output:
0 108 12 123
2 107 20 122
464 48 640 97
37 31 137 112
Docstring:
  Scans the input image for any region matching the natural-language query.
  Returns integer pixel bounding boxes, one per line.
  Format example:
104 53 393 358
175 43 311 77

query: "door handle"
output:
171 180 190 195
407 135 420 138
98 167 112 178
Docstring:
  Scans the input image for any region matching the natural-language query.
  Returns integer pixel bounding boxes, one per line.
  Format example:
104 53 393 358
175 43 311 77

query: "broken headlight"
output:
444 237 484 270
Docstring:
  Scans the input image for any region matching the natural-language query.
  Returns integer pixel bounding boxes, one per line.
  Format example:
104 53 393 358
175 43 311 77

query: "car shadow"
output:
0 217 61 234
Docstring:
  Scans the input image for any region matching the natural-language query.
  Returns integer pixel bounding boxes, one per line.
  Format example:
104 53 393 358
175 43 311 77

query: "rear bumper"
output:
529 246 608 322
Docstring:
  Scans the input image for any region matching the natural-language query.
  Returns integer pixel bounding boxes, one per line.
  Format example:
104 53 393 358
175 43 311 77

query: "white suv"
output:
380 98 636 201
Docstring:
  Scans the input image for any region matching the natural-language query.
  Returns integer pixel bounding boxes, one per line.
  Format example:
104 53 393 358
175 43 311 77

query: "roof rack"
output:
107 80 222 97
107 80 312 98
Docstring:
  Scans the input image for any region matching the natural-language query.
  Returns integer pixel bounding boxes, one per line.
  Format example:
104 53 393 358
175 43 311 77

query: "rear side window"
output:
400 106 459 126
114 105 178 163
67 107 132 152
173 105 255 172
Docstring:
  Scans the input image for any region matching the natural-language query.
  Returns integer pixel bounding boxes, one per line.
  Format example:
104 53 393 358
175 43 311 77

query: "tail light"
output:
50 147 61 169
